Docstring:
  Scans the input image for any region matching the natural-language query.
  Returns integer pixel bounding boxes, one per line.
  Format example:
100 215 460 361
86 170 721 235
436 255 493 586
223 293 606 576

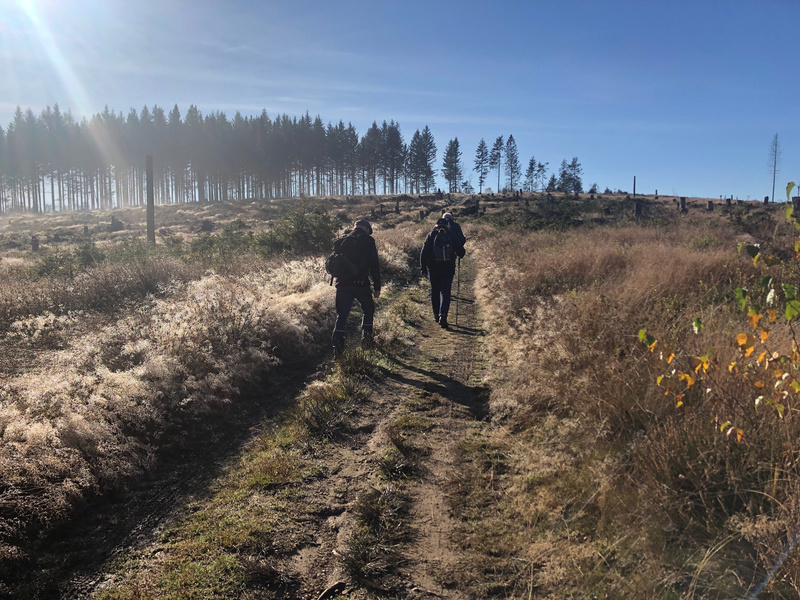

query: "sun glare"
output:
16 0 124 164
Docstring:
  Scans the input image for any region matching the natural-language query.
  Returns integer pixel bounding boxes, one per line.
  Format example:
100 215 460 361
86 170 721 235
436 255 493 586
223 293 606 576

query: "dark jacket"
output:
420 218 466 276
334 228 381 291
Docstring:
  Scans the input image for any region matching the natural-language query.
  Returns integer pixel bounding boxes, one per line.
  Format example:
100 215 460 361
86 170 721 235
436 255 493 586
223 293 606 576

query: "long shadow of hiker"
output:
384 357 490 421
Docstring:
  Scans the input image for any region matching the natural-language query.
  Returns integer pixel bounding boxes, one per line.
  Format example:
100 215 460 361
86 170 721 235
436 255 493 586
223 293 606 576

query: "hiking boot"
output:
439 318 449 329
434 314 440 323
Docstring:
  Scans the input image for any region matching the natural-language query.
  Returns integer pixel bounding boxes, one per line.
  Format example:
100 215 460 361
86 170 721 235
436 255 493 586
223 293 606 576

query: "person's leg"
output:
429 272 442 321
439 272 454 327
332 286 355 354
354 287 376 345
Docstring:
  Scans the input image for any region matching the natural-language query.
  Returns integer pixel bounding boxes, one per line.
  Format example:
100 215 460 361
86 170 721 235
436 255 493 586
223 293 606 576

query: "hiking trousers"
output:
428 269 454 322
332 285 375 352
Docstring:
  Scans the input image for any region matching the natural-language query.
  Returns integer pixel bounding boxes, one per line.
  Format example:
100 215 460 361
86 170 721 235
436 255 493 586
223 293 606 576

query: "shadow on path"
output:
384 357 490 421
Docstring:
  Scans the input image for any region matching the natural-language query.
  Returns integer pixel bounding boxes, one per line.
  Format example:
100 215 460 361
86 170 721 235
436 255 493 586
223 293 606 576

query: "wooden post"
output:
31 236 39 252
707 200 714 211
726 197 732 206
634 201 642 218
146 155 155 244
395 198 400 214
680 197 686 211
764 196 769 204
633 176 636 198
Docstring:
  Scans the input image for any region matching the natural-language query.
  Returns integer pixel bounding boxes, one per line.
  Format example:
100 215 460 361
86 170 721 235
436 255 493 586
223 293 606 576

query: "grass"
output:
461 206 800 598
7 192 799 597
0 197 424 593
95 345 381 599
340 484 410 591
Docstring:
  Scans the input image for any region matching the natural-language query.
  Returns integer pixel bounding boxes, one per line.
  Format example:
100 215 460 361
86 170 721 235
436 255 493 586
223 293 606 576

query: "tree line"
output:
0 103 586 213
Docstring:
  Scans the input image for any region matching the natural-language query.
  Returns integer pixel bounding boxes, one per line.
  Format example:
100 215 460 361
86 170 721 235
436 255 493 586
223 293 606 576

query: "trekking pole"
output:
455 257 461 326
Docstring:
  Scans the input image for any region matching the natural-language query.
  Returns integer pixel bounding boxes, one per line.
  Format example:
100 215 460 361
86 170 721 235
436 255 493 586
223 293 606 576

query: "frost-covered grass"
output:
0 257 334 565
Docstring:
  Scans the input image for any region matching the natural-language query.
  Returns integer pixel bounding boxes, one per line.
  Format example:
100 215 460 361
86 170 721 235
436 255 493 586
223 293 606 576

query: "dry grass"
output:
0 257 334 567
469 216 800 598
0 198 425 591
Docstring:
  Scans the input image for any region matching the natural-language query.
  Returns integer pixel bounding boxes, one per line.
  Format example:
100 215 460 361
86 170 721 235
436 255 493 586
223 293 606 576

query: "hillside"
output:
1 192 799 599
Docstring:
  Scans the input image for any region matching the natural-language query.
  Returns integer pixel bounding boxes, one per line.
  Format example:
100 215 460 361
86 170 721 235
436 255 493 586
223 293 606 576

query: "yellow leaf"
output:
720 420 732 432
728 361 737 372
754 381 765 388
761 329 770 342
768 309 778 323
676 400 684 408
757 351 768 365
736 429 744 443
736 333 750 347
678 371 696 387
744 346 755 358
748 312 763 329
792 381 800 393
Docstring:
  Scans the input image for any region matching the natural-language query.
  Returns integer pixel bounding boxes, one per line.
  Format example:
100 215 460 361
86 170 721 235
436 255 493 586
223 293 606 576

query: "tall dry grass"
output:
0 257 333 565
0 215 423 574
474 221 800 597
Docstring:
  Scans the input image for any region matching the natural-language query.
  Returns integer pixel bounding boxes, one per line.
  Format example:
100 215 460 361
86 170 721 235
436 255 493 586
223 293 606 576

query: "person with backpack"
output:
420 212 466 329
327 219 381 356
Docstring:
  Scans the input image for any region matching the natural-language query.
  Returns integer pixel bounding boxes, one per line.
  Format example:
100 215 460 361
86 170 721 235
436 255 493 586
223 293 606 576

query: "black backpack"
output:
432 226 454 262
325 234 361 284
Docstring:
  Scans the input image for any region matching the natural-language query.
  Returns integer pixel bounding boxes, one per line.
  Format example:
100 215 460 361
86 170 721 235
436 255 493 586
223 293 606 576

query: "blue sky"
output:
1 0 799 200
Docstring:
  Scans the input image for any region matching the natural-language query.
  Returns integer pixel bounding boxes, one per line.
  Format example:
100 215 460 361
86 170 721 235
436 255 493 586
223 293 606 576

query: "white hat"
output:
442 212 454 221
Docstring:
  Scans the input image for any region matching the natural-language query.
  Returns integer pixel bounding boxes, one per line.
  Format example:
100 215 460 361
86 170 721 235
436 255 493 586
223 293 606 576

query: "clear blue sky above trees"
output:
2 0 798 200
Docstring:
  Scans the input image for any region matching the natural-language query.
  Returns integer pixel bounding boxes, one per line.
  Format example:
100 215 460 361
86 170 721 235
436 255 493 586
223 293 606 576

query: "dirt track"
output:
260 255 489 598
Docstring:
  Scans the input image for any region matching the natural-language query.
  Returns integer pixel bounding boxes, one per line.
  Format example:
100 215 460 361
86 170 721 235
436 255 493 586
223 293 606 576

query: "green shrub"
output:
254 203 338 256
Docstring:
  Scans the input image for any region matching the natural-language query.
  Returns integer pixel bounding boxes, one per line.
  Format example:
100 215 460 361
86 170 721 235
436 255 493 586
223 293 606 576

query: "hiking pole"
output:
455 257 461 326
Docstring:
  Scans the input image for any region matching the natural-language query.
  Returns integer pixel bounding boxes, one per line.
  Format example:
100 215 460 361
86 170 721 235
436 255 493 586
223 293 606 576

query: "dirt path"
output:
30 256 490 599
269 255 489 598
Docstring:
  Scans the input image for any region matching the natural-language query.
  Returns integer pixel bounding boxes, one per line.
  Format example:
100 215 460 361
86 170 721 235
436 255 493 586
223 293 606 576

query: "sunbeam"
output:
17 0 124 167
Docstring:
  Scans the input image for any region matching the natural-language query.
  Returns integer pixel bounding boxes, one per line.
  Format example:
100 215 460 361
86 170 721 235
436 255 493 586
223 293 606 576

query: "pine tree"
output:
407 129 423 194
504 135 520 191
442 138 463 194
419 126 437 193
489 135 504 192
524 157 536 192
382 120 405 194
557 157 583 194
474 138 489 193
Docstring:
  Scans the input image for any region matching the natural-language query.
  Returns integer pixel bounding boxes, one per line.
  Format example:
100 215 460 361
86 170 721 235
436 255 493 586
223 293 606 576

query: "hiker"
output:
420 212 466 329
330 219 381 355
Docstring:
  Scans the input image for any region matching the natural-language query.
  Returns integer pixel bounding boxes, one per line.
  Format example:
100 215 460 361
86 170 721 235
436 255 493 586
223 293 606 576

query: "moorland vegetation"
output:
1 191 800 598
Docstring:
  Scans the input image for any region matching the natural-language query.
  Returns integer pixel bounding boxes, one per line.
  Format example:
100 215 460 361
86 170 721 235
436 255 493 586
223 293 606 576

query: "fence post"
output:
146 155 155 244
